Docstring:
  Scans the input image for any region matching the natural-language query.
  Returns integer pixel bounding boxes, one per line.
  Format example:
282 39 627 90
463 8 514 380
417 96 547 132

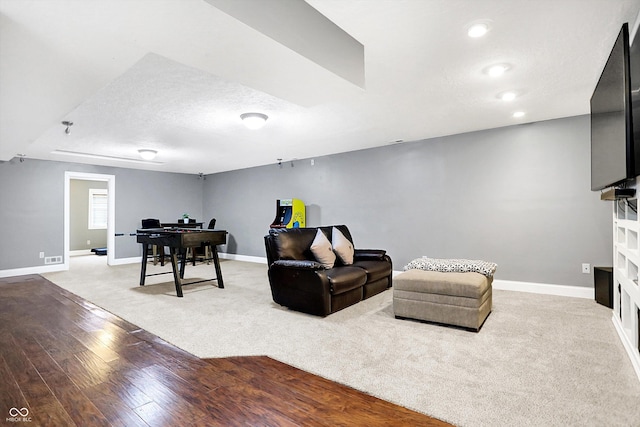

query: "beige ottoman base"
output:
393 270 492 332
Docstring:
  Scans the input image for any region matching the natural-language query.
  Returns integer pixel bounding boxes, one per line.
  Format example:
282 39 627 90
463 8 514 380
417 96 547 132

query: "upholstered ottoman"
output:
393 270 492 331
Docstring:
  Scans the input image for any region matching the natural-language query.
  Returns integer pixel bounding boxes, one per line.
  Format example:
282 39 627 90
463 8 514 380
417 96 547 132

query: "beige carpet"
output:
44 256 640 427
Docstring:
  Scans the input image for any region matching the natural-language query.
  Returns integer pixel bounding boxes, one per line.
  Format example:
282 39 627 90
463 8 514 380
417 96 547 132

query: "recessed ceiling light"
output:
467 23 489 38
486 64 510 77
512 111 525 118
500 91 517 102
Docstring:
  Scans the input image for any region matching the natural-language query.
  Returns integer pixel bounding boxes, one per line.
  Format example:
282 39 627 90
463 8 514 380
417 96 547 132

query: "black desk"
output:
137 228 227 297
148 223 206 266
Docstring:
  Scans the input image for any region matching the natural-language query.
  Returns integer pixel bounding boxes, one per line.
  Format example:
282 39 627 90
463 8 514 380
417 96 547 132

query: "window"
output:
88 189 108 229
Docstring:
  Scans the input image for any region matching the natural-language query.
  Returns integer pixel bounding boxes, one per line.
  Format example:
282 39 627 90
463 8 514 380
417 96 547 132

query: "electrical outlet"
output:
39 252 44 259
582 263 591 274
87 240 91 246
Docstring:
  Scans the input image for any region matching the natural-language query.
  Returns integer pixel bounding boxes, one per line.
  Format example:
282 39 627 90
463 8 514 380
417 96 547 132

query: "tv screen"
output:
590 23 634 191
631 24 640 163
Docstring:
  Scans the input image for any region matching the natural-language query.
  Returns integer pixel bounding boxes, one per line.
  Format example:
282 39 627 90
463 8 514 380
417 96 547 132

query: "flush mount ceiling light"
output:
138 149 157 160
499 91 517 101
485 63 510 77
513 111 525 118
467 22 490 38
240 112 268 130
61 120 73 134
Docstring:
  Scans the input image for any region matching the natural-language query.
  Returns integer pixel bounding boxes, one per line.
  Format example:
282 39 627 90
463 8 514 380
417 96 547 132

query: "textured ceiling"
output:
1 0 639 174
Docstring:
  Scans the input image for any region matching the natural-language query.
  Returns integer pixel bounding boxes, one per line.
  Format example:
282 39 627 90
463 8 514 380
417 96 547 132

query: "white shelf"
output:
628 229 638 252
612 192 640 382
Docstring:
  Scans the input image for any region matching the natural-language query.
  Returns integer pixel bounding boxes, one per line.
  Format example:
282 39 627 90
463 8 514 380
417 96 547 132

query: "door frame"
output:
64 171 116 267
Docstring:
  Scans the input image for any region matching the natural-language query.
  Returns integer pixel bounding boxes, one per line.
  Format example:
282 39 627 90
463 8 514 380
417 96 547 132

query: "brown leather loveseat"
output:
264 225 393 316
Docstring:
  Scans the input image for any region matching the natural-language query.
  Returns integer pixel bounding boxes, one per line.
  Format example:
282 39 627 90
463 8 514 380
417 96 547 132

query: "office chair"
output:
141 218 165 265
199 218 217 264
141 218 161 229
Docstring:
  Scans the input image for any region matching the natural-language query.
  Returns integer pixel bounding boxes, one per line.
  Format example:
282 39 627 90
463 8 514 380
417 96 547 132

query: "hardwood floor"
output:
0 275 452 426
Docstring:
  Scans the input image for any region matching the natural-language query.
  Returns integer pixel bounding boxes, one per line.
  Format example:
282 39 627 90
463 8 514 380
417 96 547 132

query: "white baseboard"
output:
107 253 268 265
219 253 268 264
108 253 268 266
0 263 67 278
392 271 594 299
492 279 594 299
70 250 93 256
611 314 640 382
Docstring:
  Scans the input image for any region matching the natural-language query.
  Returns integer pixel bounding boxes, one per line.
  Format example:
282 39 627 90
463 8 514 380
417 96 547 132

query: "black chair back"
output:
141 218 161 228
207 218 216 229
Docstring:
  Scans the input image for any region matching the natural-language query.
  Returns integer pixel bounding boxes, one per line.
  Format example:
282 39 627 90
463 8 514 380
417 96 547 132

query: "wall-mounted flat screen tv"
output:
590 23 636 191
631 23 640 168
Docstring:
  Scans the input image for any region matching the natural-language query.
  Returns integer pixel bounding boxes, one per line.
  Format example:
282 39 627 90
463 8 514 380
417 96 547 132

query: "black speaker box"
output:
594 267 613 309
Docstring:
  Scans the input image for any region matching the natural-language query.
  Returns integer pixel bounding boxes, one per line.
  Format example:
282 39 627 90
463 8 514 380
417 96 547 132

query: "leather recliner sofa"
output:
264 225 393 316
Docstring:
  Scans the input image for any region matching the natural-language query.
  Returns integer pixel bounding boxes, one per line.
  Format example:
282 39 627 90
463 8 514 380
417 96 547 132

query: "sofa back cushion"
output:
267 225 355 263
269 227 318 261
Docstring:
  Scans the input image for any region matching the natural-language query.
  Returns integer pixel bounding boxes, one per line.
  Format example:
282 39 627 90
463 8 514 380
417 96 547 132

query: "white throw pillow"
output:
332 227 354 265
310 229 335 269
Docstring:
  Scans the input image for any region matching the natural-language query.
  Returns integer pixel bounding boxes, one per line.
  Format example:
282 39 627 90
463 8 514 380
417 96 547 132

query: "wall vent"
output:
44 256 63 264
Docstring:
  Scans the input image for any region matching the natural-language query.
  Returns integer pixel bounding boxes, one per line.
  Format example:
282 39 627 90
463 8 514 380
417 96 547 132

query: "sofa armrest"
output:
272 259 325 270
354 249 387 261
268 259 333 316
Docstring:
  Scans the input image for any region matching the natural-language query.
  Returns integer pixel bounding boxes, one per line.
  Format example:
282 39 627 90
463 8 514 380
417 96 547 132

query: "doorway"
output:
64 171 115 268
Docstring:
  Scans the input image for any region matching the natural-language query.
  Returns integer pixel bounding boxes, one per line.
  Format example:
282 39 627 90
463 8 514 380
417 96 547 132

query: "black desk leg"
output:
179 249 187 279
140 243 148 286
211 245 224 288
169 247 184 297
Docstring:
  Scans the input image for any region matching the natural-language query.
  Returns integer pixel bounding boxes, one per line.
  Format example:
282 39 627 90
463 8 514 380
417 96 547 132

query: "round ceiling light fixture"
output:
512 111 525 118
485 63 510 77
467 22 490 38
499 91 517 102
240 112 268 130
138 149 157 160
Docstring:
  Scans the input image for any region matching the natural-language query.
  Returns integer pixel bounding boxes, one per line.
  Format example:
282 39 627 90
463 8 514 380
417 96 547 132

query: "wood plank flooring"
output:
0 275 451 426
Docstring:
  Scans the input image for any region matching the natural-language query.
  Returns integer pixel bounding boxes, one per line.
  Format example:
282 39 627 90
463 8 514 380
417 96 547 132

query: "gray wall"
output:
0 115 614 287
0 159 204 269
204 115 613 288
70 179 108 251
